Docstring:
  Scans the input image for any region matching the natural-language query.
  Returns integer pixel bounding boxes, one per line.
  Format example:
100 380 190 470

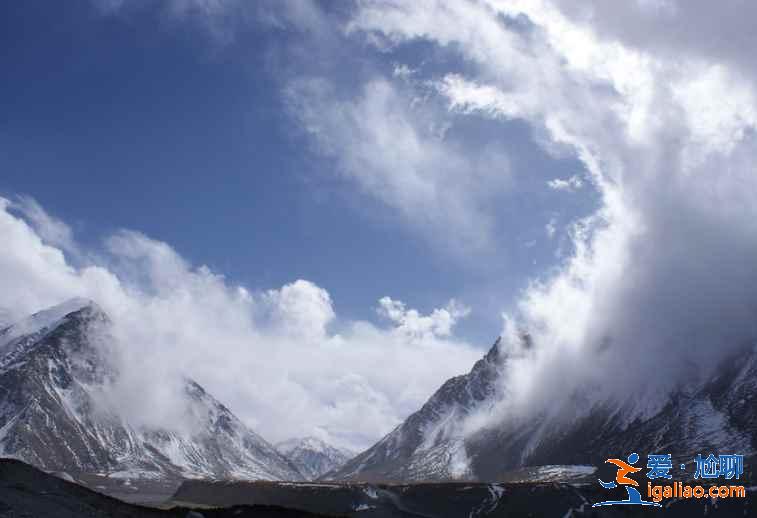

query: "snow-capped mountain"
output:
328 335 757 482
325 337 506 482
0 299 303 482
276 437 353 480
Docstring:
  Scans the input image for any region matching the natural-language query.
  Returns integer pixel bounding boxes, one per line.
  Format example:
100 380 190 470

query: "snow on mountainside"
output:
276 437 353 480
325 337 507 482
0 300 303 482
328 334 757 483
0 298 93 353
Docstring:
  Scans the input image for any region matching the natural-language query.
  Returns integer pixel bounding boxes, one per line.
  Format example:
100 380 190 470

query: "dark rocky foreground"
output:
1 458 755 517
171 476 755 517
0 459 328 518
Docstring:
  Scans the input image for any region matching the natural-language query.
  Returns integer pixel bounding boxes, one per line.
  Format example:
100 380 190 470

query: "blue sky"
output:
3 0 757 450
0 0 596 347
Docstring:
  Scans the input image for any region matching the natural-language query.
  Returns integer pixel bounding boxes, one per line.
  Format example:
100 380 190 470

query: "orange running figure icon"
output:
592 452 661 507
606 457 642 486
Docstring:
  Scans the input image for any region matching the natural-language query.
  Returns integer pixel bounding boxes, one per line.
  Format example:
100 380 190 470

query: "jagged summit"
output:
0 297 102 350
0 300 303 483
276 437 353 480
325 336 506 482
328 335 757 483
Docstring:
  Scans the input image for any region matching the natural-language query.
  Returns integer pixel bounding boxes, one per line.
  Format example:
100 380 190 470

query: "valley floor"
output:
2 459 755 517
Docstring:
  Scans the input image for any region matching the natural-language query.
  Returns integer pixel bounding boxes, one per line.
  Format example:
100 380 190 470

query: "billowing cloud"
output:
343 0 757 432
285 77 512 255
97 0 520 260
12 196 79 256
547 175 583 192
0 196 480 451
264 280 336 341
377 296 470 342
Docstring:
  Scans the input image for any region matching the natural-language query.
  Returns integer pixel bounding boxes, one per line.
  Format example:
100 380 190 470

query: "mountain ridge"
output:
0 300 303 484
276 437 353 480
324 336 507 481
327 334 757 482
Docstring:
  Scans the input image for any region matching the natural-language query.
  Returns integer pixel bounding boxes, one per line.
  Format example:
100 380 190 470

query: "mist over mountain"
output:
276 437 353 480
316 0 757 463
330 335 757 482
0 299 302 483
325 337 506 481
0 197 482 455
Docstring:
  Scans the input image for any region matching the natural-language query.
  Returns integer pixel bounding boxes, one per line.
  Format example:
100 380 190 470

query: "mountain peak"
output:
0 299 303 486
0 297 103 352
32 297 101 321
53 296 97 312
484 335 503 362
276 437 353 480
326 336 507 482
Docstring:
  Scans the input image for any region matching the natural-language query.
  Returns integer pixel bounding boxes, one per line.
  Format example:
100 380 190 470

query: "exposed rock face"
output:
326 338 506 481
0 299 303 482
328 333 757 482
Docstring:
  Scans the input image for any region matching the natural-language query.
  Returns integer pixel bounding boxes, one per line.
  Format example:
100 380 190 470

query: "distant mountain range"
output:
276 437 353 480
0 299 303 483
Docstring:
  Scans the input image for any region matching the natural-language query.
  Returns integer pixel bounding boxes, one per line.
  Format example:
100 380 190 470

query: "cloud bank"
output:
0 197 480 451
337 0 757 431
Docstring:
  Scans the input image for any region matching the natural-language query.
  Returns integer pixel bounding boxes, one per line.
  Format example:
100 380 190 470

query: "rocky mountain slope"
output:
328 334 757 482
324 336 506 482
276 437 352 480
0 299 303 483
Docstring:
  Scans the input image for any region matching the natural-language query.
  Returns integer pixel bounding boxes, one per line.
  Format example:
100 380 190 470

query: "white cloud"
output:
0 197 480 451
392 63 416 79
264 280 335 341
95 0 519 262
285 76 512 256
10 196 79 257
345 0 757 434
377 296 470 342
547 175 583 192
